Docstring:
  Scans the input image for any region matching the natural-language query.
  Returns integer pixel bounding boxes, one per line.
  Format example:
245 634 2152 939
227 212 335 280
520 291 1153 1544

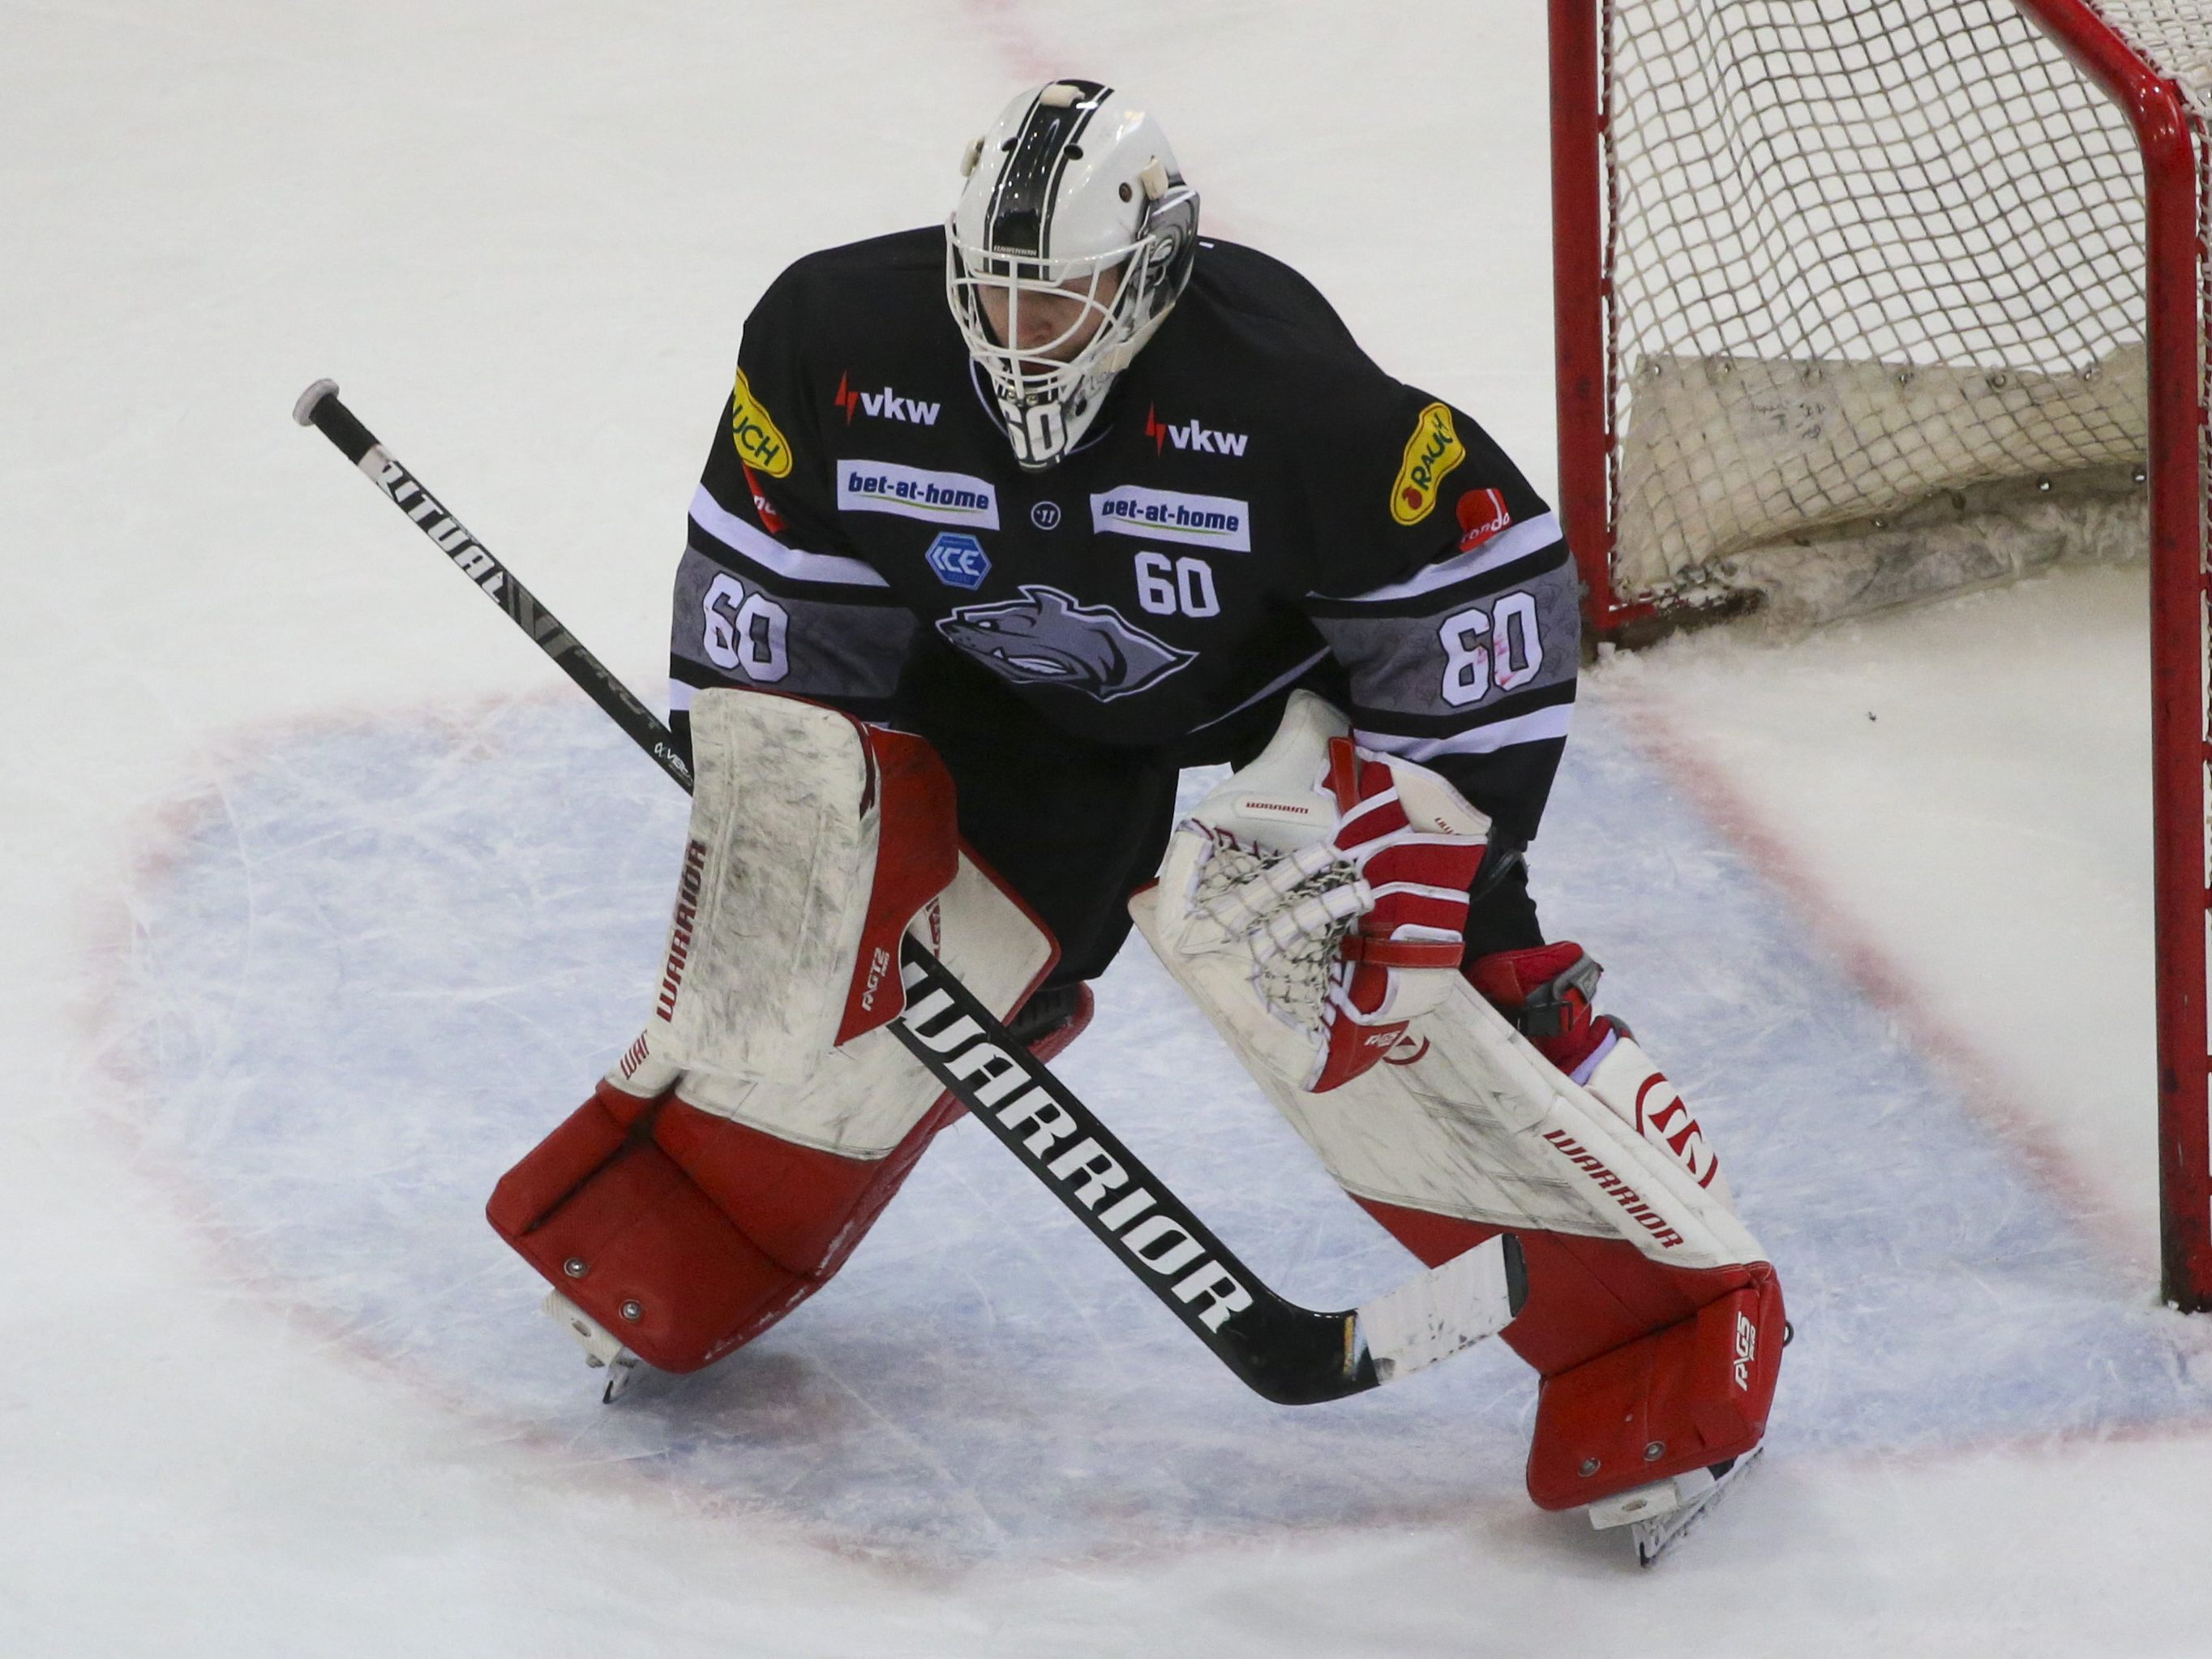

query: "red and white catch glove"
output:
1283 738 1487 1088
1152 695 1490 1093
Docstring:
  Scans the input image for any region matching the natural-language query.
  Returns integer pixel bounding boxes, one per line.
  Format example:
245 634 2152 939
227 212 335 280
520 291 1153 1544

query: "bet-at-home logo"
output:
837 460 1001 529
1087 485 1251 551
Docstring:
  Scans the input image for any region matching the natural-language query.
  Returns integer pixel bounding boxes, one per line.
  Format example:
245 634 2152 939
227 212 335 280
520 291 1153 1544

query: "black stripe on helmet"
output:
984 79 1110 261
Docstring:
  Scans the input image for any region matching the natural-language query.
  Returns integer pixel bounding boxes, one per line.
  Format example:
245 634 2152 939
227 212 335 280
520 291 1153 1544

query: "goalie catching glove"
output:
1152 693 1490 1091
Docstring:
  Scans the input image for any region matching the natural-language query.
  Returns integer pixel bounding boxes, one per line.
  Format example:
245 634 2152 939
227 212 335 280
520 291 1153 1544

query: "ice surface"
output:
112 695 2208 1565
13 0 2212 1650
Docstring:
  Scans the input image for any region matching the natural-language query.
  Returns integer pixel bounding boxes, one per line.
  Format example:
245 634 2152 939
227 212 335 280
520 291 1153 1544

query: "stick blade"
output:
1352 1232 1524 1383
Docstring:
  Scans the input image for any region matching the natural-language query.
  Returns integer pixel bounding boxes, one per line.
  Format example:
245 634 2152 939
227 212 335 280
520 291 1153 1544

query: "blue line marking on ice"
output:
114 700 2204 1561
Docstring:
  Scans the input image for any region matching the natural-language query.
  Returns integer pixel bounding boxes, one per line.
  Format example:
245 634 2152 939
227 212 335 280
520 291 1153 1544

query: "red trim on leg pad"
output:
486 1106 814 1373
1352 1194 1502 1271
1526 1263 1783 1510
835 727 962 1045
485 1079 662 1238
1354 1198 1752 1376
1354 1195 1785 1510
653 1100 934 1277
491 1088 971 1373
489 977 1091 1376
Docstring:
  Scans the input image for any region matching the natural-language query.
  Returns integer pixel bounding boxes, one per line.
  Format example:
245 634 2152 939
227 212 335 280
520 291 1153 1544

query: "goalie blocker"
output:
1138 692 1785 1515
487 689 1075 1373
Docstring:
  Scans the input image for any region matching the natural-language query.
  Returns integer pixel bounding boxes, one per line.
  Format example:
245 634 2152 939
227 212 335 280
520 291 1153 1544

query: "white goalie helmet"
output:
947 79 1201 469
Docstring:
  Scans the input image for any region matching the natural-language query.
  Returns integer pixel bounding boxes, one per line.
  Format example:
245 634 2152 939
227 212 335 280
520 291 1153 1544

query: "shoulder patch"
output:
731 368 794 478
1391 402 1465 526
1455 487 1511 551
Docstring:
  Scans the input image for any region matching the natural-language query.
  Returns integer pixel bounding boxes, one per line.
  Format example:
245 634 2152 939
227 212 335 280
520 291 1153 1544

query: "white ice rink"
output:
9 3 2212 1654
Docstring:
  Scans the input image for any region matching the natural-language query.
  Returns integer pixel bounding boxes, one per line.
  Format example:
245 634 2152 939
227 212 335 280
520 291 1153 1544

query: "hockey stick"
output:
293 378 1525 1405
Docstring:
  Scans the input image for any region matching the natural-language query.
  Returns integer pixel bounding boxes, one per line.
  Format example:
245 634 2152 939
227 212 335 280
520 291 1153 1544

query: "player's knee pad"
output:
487 689 1066 1373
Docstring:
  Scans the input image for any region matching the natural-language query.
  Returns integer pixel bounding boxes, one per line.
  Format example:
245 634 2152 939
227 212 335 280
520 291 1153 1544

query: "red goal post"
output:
1550 0 2212 1310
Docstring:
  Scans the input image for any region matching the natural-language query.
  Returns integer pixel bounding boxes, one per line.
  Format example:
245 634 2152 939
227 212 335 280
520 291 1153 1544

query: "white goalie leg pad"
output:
616 688 1056 1158
1132 898 1763 1273
1580 1029 1735 1210
647 688 925 1081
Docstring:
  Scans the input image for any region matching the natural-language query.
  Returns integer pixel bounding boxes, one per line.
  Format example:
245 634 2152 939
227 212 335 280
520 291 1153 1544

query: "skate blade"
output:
542 1289 643 1404
1631 1445 1764 1567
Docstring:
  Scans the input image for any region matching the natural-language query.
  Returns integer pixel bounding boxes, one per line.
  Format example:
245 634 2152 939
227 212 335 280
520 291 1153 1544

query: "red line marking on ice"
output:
88 688 1535 1564
1622 693 2151 1284
962 0 1061 84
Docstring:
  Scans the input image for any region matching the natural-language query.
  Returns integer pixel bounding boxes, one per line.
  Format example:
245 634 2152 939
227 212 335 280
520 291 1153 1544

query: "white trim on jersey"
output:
1320 512 1564 606
1189 647 1330 732
689 485 890 588
1356 701 1573 760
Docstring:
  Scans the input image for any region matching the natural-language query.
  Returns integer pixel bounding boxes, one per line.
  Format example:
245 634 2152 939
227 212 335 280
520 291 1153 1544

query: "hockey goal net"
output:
1549 0 2212 1310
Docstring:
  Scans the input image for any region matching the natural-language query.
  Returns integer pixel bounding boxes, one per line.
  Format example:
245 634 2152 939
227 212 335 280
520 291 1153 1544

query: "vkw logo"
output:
924 532 991 590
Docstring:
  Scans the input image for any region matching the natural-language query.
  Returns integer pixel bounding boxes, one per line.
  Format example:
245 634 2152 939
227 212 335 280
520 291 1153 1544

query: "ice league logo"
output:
936 585 1194 701
924 531 990 590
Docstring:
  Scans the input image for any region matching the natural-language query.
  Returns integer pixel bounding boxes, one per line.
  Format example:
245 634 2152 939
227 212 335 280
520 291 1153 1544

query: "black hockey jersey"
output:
668 228 1578 847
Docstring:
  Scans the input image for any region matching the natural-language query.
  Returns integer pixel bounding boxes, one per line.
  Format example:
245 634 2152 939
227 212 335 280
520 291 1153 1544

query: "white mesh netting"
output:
1601 0 2212 625
1185 837 1356 1035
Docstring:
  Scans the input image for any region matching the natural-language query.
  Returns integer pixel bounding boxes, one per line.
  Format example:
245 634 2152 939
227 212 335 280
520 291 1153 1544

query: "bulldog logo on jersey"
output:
936 585 1195 701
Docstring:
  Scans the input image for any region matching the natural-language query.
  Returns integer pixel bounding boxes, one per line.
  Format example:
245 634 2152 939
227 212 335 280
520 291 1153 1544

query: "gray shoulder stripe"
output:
1314 554 1580 722
671 543 914 704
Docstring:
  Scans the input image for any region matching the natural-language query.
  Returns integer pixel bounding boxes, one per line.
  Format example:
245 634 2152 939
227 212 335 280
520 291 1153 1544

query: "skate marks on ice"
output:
1545 712 2211 1451
106 699 2207 1561
109 700 1527 1561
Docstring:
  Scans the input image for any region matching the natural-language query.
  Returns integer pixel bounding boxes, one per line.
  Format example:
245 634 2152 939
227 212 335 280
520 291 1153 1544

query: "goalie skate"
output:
1587 1444 1764 1567
544 1290 642 1404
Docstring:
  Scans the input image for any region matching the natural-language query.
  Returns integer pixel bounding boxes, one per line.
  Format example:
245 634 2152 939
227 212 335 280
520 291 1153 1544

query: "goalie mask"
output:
948 80 1200 470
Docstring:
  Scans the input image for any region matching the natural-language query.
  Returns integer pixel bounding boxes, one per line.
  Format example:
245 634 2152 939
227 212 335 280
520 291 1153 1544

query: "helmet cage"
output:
946 183 1198 469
